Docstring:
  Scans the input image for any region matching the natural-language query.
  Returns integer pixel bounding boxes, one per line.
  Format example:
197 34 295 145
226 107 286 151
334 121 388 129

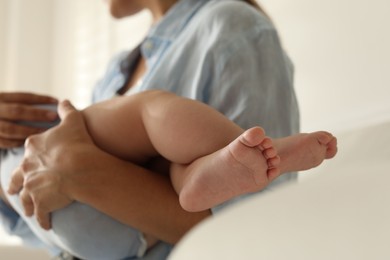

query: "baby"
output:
2 89 337 259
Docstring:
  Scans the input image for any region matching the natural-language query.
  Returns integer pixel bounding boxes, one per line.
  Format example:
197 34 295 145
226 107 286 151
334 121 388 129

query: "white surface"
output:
0 215 50 259
169 120 390 260
0 245 50 260
0 226 50 260
0 228 21 245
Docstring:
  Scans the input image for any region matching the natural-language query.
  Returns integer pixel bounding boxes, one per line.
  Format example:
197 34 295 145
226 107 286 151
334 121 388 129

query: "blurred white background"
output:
0 0 389 258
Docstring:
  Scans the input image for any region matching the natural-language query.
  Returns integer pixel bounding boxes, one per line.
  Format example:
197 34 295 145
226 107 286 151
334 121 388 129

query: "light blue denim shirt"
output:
94 0 299 137
1 0 299 259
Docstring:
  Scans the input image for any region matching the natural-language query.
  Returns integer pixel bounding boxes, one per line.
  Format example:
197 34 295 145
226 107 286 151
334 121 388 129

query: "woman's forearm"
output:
65 147 211 244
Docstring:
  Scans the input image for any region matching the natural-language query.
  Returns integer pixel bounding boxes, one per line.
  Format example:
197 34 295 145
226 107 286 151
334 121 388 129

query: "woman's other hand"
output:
7 100 94 230
0 92 58 148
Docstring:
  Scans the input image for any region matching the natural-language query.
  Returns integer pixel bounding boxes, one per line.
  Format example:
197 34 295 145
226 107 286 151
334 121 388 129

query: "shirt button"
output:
144 40 154 50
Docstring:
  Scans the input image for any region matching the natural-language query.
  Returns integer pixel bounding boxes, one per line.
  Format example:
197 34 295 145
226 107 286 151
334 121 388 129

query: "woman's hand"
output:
7 100 95 229
0 92 58 148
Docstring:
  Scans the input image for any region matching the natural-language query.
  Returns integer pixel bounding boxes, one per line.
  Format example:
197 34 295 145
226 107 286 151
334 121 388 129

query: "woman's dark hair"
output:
242 0 270 18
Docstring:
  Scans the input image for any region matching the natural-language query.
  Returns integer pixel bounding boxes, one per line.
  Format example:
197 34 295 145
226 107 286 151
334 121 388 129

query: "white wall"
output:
261 0 390 132
0 0 5 85
0 0 150 108
49 1 150 108
1 0 53 93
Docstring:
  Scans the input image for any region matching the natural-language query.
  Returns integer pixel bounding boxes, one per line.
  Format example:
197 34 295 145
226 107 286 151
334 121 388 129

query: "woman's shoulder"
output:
182 1 279 53
196 0 275 32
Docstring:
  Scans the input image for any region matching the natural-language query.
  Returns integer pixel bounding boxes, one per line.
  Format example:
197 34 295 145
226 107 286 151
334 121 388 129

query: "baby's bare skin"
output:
179 127 337 212
275 131 338 173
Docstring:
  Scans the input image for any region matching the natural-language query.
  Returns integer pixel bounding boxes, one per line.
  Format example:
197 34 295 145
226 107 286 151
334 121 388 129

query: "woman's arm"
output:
69 150 210 244
8 100 210 244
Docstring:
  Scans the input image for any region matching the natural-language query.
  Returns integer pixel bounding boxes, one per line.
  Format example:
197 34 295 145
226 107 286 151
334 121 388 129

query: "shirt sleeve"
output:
205 16 300 214
207 25 299 138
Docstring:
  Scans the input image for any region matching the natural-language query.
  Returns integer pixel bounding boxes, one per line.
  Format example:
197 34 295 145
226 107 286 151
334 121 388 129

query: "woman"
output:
1 0 300 259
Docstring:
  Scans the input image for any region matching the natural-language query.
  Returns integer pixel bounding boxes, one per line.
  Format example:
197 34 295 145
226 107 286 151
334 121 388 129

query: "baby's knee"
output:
137 89 177 101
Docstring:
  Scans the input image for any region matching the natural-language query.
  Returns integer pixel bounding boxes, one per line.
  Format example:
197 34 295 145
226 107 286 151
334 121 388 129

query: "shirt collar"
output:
141 0 209 60
147 0 208 41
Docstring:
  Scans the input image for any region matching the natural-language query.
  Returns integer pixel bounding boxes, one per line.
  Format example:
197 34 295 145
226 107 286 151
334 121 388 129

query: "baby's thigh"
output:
1 148 145 260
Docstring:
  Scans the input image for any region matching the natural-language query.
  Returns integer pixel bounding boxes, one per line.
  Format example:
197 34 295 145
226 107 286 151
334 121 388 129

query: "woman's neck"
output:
148 0 178 23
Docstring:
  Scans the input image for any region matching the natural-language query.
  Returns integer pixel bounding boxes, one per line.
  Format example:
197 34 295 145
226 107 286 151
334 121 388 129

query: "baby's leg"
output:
82 90 246 164
82 93 159 164
174 130 337 212
83 90 282 211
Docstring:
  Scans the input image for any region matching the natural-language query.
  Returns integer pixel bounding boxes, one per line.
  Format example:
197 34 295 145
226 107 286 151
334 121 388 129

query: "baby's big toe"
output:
316 131 334 145
240 127 266 147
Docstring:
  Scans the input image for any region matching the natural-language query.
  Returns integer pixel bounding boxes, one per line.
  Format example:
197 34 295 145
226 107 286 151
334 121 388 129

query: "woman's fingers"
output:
19 188 35 217
36 211 52 230
0 92 57 104
7 166 26 195
0 137 25 148
0 103 58 122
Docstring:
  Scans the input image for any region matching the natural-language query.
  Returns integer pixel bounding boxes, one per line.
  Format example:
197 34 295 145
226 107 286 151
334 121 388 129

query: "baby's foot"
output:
179 127 280 212
275 131 338 173
233 127 281 184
